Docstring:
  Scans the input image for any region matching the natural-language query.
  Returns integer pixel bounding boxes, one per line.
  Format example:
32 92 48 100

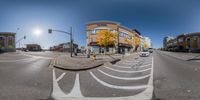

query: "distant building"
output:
164 32 200 52
0 32 16 52
163 36 174 50
50 42 78 52
142 36 152 50
26 44 42 51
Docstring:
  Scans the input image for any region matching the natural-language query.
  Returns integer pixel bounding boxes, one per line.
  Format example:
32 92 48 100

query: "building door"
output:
192 36 198 49
198 36 200 48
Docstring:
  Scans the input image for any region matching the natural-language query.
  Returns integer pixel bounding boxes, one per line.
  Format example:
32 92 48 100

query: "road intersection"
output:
0 51 153 100
51 54 153 100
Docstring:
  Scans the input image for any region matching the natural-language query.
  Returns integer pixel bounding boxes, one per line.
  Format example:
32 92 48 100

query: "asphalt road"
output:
0 51 153 100
52 54 153 99
0 51 58 100
153 50 200 100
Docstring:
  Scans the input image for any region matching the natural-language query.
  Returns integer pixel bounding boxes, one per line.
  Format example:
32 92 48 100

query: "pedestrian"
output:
86 49 90 58
74 48 77 56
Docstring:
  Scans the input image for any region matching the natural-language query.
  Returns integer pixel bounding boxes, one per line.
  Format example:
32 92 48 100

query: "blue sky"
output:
0 0 200 48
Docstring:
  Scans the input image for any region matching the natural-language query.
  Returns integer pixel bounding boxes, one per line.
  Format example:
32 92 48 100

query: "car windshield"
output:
142 50 149 52
0 0 200 100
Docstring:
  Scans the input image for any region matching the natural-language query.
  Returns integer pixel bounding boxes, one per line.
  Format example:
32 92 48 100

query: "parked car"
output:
140 50 150 57
149 48 153 53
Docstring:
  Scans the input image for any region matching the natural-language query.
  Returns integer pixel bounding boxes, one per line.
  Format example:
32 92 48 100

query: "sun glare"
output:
33 28 42 36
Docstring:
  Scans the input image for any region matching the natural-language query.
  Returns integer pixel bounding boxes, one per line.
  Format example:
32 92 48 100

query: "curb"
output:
53 58 121 71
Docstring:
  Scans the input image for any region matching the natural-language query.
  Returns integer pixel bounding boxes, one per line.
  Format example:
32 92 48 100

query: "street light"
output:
48 27 73 57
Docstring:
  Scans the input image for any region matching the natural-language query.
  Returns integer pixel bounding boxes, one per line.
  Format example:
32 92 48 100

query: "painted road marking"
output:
56 73 66 82
65 74 83 97
122 61 152 66
113 64 152 69
52 69 83 99
21 53 54 59
90 71 148 90
52 69 68 98
104 66 151 73
0 57 37 62
98 69 150 80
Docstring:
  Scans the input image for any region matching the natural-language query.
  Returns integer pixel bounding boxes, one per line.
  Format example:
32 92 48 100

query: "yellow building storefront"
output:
0 32 16 52
86 21 141 54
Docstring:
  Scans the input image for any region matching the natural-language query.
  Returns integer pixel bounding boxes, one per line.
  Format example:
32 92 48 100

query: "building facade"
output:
0 32 16 52
50 42 78 52
164 32 200 52
86 21 141 54
163 36 174 50
26 44 42 51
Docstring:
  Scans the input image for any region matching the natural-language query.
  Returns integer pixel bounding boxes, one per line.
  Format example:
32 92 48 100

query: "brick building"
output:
86 20 141 54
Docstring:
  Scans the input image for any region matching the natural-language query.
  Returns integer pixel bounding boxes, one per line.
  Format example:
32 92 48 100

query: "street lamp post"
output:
48 27 73 57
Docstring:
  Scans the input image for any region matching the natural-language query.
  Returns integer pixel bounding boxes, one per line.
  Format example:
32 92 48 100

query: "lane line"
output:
56 73 66 82
52 69 83 98
66 73 83 97
104 66 151 73
113 64 152 69
21 53 54 59
98 69 151 80
122 62 152 66
52 69 68 98
90 71 148 90
0 57 37 62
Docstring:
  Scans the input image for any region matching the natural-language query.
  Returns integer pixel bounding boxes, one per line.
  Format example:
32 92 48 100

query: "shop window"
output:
0 37 5 48
7 36 14 48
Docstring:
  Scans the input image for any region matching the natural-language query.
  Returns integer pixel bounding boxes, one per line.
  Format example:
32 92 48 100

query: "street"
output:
51 53 153 99
0 52 54 100
0 51 153 100
153 50 200 100
1 51 200 100
1 0 200 100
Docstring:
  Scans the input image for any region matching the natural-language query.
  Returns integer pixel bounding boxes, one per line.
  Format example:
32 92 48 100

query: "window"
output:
0 37 5 48
120 32 131 39
91 29 108 35
7 36 13 47
178 38 183 42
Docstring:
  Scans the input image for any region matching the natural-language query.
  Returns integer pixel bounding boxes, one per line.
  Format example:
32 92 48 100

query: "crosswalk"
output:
52 56 153 100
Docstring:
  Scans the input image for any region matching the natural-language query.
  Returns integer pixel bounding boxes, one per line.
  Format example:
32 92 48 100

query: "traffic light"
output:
48 29 52 34
24 36 26 39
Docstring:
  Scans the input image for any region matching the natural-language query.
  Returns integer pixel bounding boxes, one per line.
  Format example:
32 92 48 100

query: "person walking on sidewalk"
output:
86 48 91 58
74 48 78 56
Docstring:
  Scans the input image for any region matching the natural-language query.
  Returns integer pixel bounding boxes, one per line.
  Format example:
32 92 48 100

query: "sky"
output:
0 0 200 49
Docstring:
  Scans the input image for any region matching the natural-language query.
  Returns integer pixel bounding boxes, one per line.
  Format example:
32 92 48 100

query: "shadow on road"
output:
187 55 200 61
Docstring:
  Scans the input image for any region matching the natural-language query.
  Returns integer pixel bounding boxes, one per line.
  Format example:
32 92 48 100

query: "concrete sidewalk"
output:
160 51 200 62
54 53 139 71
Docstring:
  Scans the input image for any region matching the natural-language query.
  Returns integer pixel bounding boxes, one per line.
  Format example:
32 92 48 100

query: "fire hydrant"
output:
93 53 96 60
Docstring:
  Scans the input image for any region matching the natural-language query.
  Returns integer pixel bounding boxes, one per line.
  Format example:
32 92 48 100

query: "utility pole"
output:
117 26 120 54
70 27 73 57
48 27 73 57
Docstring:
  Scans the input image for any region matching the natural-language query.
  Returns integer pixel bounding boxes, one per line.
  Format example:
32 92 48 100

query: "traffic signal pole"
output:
70 27 73 57
48 27 73 57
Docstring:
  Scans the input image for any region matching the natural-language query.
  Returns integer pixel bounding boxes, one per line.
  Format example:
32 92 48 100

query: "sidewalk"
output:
54 53 139 71
160 51 200 62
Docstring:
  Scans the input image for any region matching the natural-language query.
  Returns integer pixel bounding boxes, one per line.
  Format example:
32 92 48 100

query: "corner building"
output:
86 21 141 54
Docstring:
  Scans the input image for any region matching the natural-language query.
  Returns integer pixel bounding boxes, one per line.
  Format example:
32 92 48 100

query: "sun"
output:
33 28 42 36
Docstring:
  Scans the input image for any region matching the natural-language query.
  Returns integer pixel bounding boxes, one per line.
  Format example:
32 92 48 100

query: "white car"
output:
140 50 150 57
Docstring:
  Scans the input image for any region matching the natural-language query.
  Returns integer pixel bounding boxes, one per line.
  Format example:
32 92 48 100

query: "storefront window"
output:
0 37 5 48
8 36 13 48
